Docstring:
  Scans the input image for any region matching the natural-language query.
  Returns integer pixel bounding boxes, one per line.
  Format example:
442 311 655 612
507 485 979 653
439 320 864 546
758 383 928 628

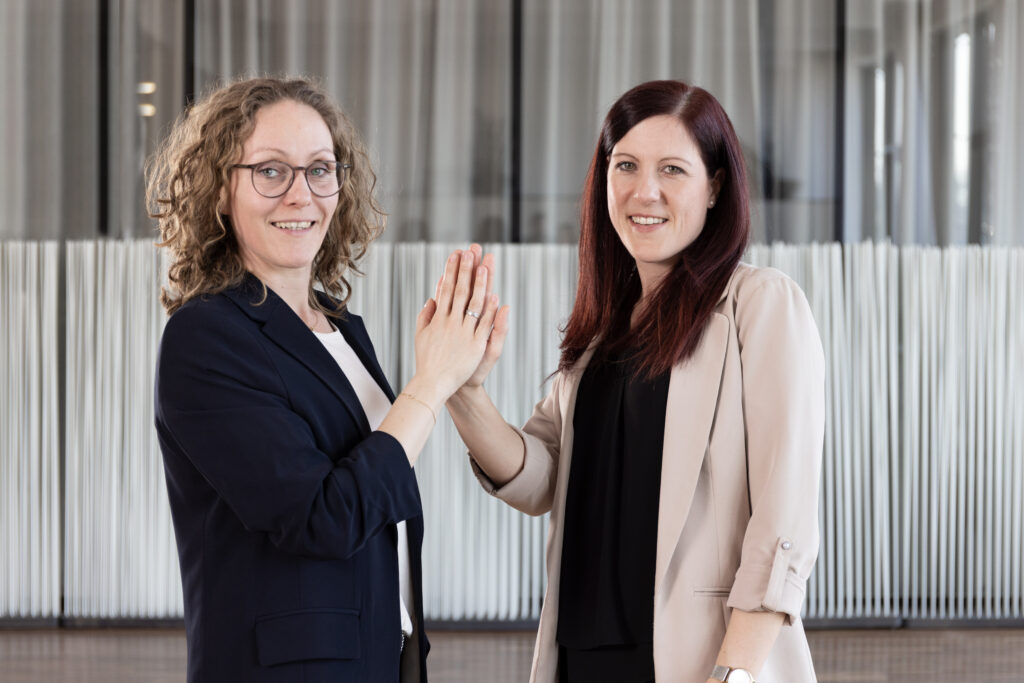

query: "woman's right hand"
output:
455 246 510 389
411 249 500 403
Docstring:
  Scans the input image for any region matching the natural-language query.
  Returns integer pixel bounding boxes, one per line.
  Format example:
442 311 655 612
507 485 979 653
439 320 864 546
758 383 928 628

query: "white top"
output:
314 326 415 638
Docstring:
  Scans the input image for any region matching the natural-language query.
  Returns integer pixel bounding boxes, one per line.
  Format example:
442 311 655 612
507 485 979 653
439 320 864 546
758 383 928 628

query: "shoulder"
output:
161 292 252 347
719 262 811 318
719 263 822 360
158 290 276 377
156 291 286 408
726 262 800 300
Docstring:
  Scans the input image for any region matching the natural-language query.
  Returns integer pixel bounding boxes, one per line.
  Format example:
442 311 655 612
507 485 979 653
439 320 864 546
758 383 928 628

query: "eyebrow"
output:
249 147 337 159
610 152 694 167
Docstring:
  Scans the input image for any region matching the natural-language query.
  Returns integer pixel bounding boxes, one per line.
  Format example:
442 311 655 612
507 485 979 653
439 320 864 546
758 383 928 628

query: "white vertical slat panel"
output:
378 243 574 621
0 241 61 618
5 240 1021 623
64 239 182 618
1010 248 1024 618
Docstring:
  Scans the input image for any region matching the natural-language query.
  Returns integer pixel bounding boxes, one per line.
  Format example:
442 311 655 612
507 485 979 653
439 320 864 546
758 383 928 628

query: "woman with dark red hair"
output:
444 80 824 683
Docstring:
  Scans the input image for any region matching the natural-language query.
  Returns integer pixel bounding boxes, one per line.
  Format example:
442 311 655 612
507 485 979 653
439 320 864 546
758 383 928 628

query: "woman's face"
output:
225 99 339 285
606 114 720 289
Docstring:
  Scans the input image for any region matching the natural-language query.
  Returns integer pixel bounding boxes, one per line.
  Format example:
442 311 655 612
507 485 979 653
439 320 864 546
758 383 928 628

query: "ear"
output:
708 169 724 206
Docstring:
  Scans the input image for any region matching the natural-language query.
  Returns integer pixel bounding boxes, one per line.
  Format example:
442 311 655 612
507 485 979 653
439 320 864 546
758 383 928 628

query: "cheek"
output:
606 181 628 218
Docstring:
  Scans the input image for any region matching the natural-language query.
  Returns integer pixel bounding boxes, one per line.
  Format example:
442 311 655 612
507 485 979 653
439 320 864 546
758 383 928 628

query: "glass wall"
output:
1 0 1021 245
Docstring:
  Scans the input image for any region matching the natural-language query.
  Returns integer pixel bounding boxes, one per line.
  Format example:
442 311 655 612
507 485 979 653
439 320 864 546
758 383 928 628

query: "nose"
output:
282 170 313 205
633 171 661 203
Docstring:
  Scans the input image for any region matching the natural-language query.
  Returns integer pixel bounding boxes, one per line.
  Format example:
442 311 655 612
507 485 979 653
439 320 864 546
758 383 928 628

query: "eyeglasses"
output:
231 160 351 198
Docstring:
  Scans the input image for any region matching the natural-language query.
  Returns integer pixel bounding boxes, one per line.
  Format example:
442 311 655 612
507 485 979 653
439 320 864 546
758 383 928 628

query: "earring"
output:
708 199 715 208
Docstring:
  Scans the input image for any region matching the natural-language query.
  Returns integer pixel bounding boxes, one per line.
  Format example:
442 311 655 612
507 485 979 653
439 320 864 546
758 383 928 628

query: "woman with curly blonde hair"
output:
148 76 497 682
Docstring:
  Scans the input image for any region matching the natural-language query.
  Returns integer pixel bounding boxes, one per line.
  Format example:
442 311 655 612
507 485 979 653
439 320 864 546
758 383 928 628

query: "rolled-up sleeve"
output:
726 273 825 623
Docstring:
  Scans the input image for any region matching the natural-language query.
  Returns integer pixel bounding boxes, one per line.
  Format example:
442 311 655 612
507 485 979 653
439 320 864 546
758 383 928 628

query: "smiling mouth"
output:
630 215 668 226
271 221 315 231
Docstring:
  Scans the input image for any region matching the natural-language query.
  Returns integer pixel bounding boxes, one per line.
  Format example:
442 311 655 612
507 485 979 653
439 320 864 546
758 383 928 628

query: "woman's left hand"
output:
429 245 510 391
412 248 501 402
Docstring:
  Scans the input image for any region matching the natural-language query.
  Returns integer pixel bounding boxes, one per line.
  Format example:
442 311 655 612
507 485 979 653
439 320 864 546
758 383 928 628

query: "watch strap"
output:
711 665 731 681
710 664 756 683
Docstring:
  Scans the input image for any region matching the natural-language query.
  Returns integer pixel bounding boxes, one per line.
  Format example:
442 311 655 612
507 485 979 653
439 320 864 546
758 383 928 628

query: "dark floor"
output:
1 627 1023 682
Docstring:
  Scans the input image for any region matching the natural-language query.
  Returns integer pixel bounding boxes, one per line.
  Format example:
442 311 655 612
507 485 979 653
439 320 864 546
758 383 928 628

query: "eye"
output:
307 161 335 178
255 162 287 178
614 160 637 172
662 164 685 175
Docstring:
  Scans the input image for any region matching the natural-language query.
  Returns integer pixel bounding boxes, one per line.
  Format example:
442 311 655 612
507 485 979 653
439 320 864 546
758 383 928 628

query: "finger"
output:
417 298 437 333
481 252 496 300
464 265 488 325
437 250 461 314
451 249 475 312
433 274 443 303
474 293 500 342
483 304 511 357
466 244 485 292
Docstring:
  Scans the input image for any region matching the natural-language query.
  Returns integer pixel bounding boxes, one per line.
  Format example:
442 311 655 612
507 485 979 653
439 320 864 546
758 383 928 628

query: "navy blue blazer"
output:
155 275 429 682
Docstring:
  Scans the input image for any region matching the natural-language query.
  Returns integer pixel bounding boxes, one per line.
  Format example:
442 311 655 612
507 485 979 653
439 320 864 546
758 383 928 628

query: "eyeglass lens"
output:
251 161 342 197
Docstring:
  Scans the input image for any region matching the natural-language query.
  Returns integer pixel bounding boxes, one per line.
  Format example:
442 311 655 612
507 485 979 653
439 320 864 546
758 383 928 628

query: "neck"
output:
635 262 669 303
248 265 317 326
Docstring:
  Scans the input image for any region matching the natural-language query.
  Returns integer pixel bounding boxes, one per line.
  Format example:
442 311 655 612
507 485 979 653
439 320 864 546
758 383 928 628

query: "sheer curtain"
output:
107 0 186 238
195 0 512 243
844 0 1023 245
0 0 100 240
3 1 1021 244
520 0 838 244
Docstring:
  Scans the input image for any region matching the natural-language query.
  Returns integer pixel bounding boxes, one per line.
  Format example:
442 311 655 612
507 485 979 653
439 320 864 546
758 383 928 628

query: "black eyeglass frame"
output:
231 161 352 198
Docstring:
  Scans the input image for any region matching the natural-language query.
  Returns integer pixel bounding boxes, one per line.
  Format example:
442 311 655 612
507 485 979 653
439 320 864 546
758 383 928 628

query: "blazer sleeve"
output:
155 303 421 561
726 272 825 623
468 373 565 517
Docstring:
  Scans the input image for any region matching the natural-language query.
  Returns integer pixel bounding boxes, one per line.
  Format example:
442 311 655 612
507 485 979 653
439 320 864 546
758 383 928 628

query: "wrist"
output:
447 383 487 409
402 375 447 414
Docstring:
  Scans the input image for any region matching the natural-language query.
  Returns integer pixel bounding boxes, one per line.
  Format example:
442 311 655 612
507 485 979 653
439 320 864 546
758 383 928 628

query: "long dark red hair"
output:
559 80 749 378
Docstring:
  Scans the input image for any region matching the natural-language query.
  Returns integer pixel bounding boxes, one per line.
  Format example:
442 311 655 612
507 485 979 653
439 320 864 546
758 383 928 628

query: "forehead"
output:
242 99 334 158
613 114 698 156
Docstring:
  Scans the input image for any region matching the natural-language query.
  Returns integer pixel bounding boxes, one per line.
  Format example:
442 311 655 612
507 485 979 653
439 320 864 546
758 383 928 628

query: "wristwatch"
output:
710 664 756 683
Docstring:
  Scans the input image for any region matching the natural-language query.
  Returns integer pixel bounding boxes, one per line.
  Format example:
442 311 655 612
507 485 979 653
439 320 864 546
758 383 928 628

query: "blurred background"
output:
2 2 1023 679
3 0 1023 246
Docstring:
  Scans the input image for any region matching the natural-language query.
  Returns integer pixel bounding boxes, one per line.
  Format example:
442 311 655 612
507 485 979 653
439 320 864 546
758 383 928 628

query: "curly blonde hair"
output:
146 76 386 315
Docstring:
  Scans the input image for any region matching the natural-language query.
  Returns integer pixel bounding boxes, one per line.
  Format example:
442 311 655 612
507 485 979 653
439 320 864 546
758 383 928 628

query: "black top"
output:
556 350 670 682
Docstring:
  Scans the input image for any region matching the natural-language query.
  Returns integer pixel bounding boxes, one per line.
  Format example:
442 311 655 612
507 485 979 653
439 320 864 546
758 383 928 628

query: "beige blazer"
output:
472 263 825 683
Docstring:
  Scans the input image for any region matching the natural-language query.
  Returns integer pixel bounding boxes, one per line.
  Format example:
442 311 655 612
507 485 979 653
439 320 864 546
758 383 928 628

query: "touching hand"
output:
464 246 509 388
431 245 511 391
413 249 500 402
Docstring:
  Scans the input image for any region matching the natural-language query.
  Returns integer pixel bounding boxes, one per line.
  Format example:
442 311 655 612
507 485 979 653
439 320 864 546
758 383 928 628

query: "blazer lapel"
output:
654 311 730 597
223 278 372 436
333 310 396 402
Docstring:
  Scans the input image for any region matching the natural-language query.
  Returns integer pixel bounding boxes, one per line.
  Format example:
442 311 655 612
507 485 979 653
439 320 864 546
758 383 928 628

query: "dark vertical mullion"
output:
509 0 523 243
184 0 196 107
98 0 110 236
834 0 846 242
758 0 777 242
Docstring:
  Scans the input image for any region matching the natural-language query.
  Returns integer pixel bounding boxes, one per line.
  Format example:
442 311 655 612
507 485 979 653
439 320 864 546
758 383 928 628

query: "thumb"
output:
417 298 437 333
486 304 511 355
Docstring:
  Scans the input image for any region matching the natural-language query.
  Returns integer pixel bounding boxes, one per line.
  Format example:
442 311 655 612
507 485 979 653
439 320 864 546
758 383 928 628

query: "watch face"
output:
725 669 754 683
